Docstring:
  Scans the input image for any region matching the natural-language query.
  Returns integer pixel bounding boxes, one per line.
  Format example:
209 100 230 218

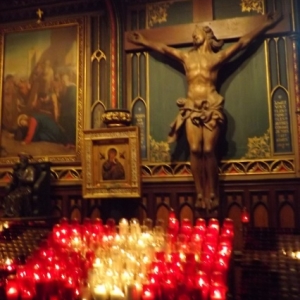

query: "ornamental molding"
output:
240 0 264 14
147 2 173 28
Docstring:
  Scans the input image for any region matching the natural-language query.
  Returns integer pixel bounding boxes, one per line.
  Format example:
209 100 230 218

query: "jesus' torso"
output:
183 49 223 105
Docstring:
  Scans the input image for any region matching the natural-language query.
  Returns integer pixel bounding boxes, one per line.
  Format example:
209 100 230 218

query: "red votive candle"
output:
199 252 214 279
202 241 217 256
208 218 219 231
60 217 69 225
60 274 77 300
210 283 227 300
155 250 165 262
106 218 116 235
82 218 92 244
5 275 19 300
165 262 179 283
221 229 234 241
168 210 179 236
241 207 250 223
168 252 181 280
4 258 17 274
205 232 218 246
219 232 233 246
70 218 81 235
91 218 103 243
161 273 176 300
195 270 209 300
180 218 192 236
61 224 71 244
20 288 35 300
151 260 165 275
52 224 62 244
17 265 35 300
195 218 206 228
147 272 160 289
206 225 219 236
211 271 225 286
222 218 234 229
192 225 206 237
142 283 155 300
217 242 232 259
190 233 203 254
212 255 229 285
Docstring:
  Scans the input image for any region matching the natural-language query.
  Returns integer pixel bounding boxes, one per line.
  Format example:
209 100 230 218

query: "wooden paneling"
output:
1 177 300 251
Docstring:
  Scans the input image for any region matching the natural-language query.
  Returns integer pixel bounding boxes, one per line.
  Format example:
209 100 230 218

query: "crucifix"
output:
124 0 291 216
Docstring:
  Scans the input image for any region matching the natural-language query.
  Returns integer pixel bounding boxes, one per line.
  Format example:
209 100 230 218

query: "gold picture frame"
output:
0 17 85 164
82 126 141 198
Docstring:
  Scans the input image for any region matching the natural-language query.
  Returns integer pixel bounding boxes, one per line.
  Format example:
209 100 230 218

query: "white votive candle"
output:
110 287 125 300
93 284 108 300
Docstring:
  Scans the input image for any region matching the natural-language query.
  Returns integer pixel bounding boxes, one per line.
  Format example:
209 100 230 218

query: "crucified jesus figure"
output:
128 12 282 213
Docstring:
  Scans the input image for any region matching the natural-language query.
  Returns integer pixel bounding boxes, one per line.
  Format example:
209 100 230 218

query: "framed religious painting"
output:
0 16 85 164
82 126 141 198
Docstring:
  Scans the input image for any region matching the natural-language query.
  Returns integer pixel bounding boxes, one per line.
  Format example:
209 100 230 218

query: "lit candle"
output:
130 218 141 238
192 225 206 237
119 218 129 236
141 283 155 300
199 252 214 278
125 283 142 300
213 255 229 285
210 271 225 286
222 218 234 230
110 286 125 300
17 265 35 300
161 273 176 300
5 275 19 300
20 289 35 300
180 218 192 236
195 218 206 228
208 218 220 236
205 232 218 245
4 258 17 274
167 210 179 237
154 250 165 262
217 242 232 258
52 223 62 243
93 284 108 300
195 271 209 300
91 218 104 244
219 231 234 245
210 283 227 300
241 207 250 223
202 241 217 256
107 218 116 234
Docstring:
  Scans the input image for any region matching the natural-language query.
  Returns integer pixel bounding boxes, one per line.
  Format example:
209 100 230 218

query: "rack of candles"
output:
2 214 234 300
238 228 300 299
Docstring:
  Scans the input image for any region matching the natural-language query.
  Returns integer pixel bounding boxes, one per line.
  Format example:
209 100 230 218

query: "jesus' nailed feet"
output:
195 193 219 216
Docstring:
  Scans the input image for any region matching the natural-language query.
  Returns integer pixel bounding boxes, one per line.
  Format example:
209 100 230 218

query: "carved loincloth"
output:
168 98 224 143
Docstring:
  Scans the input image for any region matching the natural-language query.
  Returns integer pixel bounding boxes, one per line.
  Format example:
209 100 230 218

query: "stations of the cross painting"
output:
124 0 290 51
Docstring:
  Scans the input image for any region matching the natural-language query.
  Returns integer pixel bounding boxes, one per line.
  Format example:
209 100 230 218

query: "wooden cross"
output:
124 0 290 51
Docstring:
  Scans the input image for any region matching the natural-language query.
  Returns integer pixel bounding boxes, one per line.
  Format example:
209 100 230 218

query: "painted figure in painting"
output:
58 73 77 146
128 12 282 212
32 92 59 122
17 113 69 146
102 147 125 180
